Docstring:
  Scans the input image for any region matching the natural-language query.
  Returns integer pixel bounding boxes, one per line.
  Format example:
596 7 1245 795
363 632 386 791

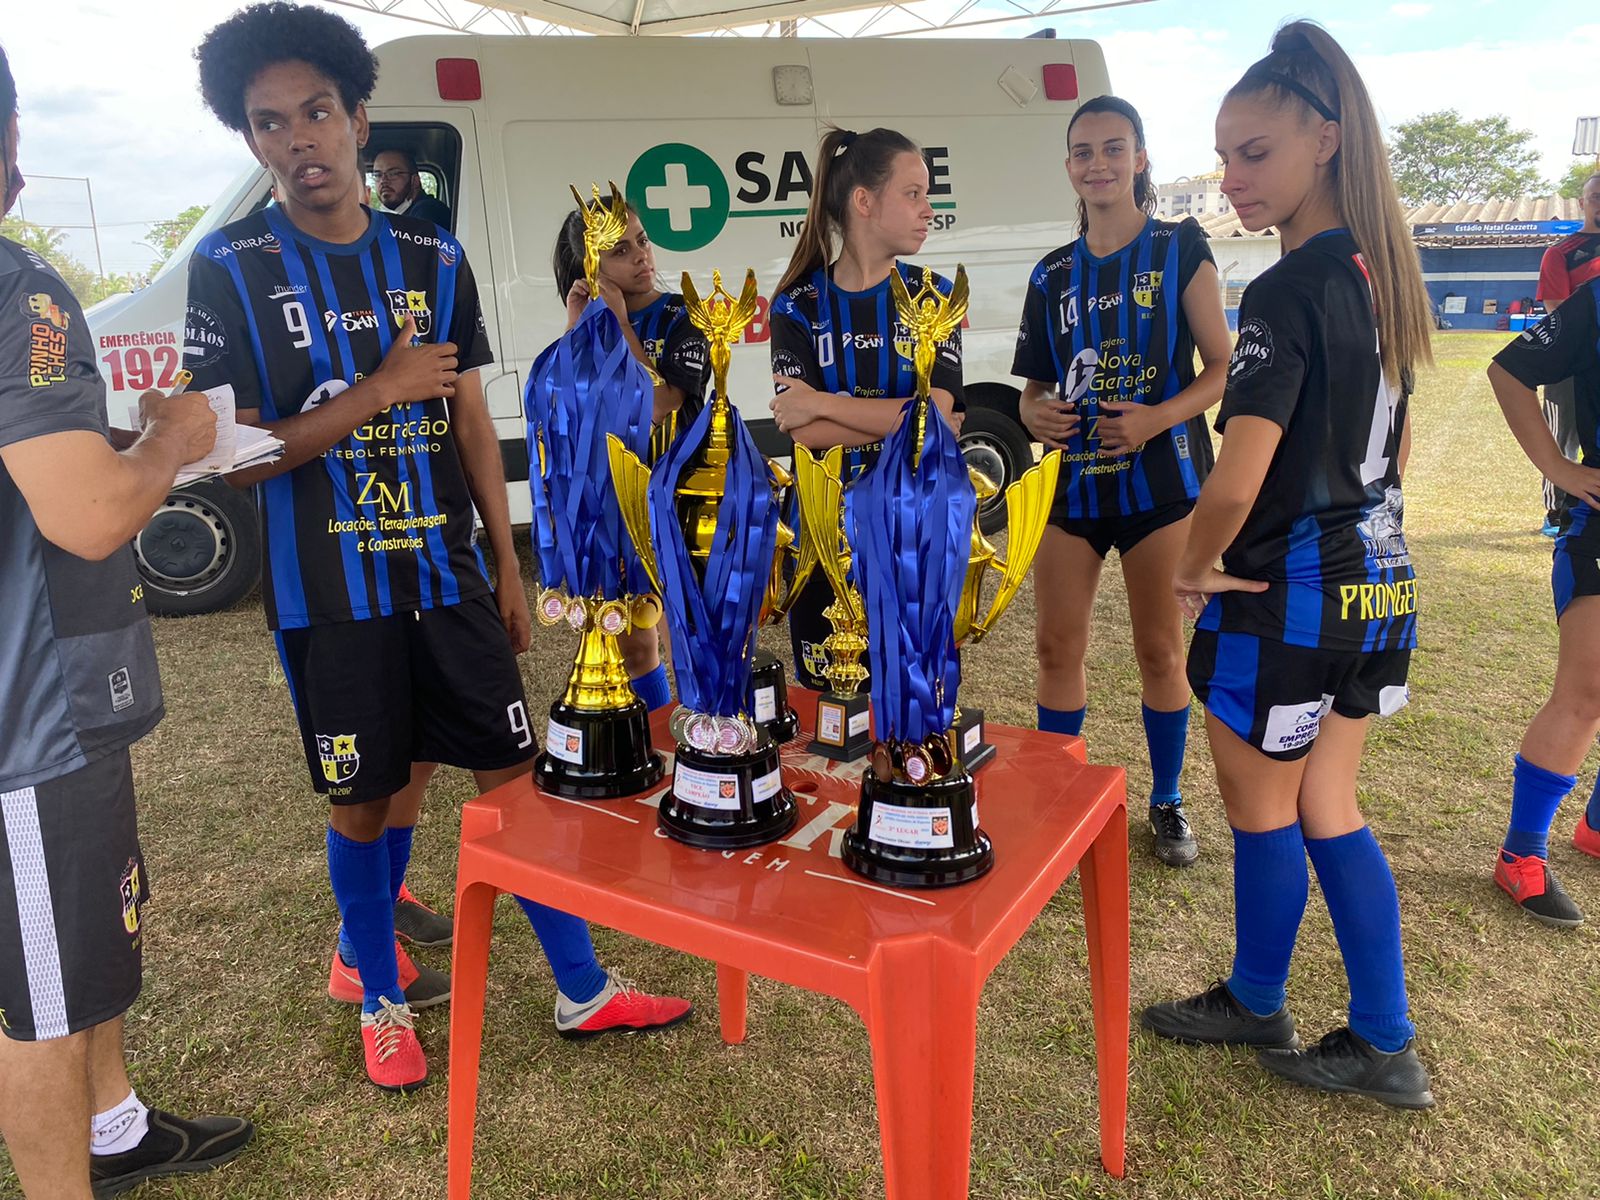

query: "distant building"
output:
1155 174 1229 219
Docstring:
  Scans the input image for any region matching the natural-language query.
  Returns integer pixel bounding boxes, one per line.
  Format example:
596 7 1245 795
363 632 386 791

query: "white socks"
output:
90 1089 149 1156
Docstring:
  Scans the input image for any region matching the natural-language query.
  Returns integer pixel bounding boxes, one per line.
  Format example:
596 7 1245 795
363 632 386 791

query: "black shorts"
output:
274 594 534 804
1187 629 1411 762
1552 504 1600 620
1051 499 1193 559
0 751 146 1041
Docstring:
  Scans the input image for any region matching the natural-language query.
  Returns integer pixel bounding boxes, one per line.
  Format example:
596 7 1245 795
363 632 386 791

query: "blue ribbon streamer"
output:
647 397 779 716
524 300 655 597
848 400 976 741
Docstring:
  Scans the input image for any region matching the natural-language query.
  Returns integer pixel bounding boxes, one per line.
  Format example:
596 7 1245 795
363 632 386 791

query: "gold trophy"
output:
608 270 798 848
527 182 665 799
838 265 1062 887
791 443 873 761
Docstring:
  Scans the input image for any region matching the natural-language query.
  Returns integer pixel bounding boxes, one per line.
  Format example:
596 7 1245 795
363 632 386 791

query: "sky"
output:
5 0 1598 278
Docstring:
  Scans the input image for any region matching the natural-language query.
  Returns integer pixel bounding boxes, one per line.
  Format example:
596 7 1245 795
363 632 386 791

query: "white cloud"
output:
1389 3 1434 18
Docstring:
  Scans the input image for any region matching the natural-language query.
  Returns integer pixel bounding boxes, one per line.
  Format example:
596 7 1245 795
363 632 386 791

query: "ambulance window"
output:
365 123 464 233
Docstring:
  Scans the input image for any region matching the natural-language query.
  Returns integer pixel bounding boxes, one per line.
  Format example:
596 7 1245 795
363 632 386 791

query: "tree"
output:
1557 160 1600 200
1388 110 1546 206
1 215 140 305
144 203 208 266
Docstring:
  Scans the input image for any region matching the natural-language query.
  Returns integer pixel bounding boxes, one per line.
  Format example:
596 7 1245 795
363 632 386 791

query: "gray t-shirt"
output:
0 237 163 791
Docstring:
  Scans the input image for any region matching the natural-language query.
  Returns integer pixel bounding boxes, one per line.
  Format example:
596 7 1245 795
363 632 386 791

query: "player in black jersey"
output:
1013 96 1231 869
190 3 688 1096
1142 23 1436 1110
551 200 711 711
1486 289 1600 927
769 126 964 688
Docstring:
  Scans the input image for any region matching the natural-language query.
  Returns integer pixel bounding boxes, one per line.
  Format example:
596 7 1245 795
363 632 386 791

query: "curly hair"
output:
196 2 378 133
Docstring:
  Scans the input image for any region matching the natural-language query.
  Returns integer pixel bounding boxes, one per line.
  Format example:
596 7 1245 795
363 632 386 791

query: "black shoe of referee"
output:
1258 1026 1435 1110
90 1109 254 1198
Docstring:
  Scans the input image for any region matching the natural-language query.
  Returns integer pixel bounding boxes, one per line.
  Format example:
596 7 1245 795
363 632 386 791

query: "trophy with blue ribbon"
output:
526 183 665 799
749 467 816 745
841 266 1061 888
608 269 798 849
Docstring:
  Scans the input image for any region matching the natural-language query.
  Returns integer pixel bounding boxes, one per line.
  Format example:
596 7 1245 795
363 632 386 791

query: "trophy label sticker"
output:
753 686 777 723
848 710 870 738
963 723 982 755
546 718 585 765
868 802 956 851
752 768 783 803
971 800 980 828
675 764 743 811
817 703 843 745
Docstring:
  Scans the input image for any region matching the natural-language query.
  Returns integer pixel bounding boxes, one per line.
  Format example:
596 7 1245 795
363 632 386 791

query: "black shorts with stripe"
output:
1051 498 1193 559
1187 629 1411 761
0 751 146 1042
274 593 535 805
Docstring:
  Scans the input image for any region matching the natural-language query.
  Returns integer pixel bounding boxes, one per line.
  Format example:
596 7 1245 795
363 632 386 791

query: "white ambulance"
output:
87 33 1109 613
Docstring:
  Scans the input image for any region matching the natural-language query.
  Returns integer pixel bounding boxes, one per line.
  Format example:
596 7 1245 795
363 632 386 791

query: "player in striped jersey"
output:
1486 284 1600 927
189 3 689 1096
1142 22 1435 1109
768 127 964 688
551 201 711 711
1012 96 1231 868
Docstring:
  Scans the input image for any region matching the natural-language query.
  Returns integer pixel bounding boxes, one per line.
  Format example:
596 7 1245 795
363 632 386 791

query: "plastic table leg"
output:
446 878 499 1200
1079 802 1130 1178
716 964 748 1045
862 940 982 1200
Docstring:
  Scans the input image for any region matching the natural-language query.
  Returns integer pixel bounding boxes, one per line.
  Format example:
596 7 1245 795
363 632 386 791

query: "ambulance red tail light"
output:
436 58 482 102
1042 64 1078 101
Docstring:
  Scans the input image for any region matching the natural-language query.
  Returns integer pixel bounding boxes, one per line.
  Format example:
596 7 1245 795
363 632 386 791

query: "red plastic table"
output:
446 690 1129 1199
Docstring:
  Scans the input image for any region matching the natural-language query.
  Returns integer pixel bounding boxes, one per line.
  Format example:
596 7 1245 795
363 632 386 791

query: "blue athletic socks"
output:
1225 822 1309 1017
1038 704 1087 738
1586 774 1600 835
1142 703 1189 806
632 663 672 711
327 827 401 1012
1306 826 1415 1053
339 823 416 963
1503 754 1576 860
515 897 607 1004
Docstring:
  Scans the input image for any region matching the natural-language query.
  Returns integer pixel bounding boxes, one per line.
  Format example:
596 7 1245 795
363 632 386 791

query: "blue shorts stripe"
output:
1205 632 1259 741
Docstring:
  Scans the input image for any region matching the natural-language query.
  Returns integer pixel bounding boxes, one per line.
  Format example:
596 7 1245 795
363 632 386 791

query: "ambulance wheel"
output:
135 478 261 617
959 407 1035 536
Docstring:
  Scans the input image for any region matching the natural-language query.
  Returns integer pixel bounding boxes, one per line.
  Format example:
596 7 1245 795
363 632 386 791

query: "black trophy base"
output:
807 691 873 762
749 651 799 745
535 697 665 800
955 707 997 773
842 769 993 889
659 737 797 849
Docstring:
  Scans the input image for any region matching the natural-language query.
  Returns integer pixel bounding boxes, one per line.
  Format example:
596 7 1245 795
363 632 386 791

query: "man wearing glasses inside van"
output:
372 148 452 229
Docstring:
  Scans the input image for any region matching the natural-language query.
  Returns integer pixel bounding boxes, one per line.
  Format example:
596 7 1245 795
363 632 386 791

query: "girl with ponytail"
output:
1013 95 1231 870
769 126 965 689
1142 21 1436 1109
550 200 712 710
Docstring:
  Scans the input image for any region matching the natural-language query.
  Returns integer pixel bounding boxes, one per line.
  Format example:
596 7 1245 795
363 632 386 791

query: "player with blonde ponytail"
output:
1142 21 1435 1110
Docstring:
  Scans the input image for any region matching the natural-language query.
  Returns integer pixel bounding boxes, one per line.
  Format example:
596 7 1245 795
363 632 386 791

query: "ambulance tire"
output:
134 478 262 617
959 406 1035 536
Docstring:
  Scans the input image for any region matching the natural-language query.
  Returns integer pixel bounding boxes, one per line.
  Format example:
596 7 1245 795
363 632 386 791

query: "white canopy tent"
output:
324 0 1154 39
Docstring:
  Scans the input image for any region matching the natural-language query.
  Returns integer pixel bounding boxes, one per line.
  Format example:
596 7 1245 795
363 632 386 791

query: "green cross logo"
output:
627 143 730 253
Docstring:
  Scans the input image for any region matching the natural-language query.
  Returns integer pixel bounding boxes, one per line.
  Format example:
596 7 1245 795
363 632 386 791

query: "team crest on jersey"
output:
118 859 142 937
801 640 829 681
1132 271 1163 309
317 733 361 784
386 289 433 336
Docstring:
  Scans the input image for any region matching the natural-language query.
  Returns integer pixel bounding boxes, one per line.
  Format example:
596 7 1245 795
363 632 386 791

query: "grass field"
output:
6 331 1599 1200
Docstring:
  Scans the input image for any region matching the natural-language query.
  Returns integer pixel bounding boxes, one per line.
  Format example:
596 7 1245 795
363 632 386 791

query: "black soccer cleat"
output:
394 883 454 947
1258 1026 1435 1110
90 1108 254 1198
1141 980 1300 1049
1149 802 1198 868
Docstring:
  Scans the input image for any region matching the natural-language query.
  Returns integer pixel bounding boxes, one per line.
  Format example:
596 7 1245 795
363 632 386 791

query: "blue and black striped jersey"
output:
1012 217 1214 519
630 292 709 463
1198 229 1417 654
183 207 493 631
770 261 964 483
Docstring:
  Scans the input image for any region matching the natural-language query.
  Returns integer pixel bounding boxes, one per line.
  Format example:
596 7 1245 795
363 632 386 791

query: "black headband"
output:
834 129 858 155
1242 67 1340 123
